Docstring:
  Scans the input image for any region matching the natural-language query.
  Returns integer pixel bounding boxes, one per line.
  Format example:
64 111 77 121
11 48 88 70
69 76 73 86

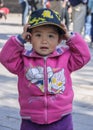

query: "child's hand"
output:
21 24 32 42
60 23 71 40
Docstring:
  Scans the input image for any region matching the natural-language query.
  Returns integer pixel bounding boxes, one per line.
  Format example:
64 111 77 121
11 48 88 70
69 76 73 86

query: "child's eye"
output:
35 34 41 37
48 35 54 38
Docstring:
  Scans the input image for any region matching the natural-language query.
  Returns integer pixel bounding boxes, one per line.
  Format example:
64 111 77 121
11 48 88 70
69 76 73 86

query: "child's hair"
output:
27 8 65 35
28 24 63 37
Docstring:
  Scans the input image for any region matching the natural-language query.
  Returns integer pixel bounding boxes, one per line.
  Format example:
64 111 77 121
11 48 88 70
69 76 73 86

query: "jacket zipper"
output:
44 57 48 123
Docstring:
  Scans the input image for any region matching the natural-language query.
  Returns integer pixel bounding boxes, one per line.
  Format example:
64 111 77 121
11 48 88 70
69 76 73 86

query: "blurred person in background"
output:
0 0 4 19
88 0 93 47
0 0 4 7
0 0 9 20
84 3 91 44
60 0 71 30
47 0 62 15
69 0 87 34
27 0 38 11
42 0 48 8
19 0 29 25
28 0 43 11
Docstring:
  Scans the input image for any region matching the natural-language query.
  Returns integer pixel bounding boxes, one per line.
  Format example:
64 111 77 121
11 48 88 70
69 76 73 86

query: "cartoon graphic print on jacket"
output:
26 66 65 94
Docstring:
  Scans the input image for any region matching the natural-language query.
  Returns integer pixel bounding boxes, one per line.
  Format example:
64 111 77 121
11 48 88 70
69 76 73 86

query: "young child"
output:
0 8 91 130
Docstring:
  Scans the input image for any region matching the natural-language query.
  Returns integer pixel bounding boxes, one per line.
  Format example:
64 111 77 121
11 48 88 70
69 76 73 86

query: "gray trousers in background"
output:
72 3 86 34
49 1 62 15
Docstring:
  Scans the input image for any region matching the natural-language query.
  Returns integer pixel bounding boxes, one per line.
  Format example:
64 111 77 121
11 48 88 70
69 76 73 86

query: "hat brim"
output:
28 22 65 34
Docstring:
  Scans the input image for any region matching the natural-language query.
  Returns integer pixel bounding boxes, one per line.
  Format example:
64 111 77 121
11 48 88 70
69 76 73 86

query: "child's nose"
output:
42 37 48 44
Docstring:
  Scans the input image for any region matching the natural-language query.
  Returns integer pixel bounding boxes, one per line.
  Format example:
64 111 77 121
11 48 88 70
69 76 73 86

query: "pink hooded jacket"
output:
0 33 91 124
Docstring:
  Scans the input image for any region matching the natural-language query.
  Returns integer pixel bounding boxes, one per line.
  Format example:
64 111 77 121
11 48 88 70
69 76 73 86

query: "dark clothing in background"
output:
60 1 70 30
69 0 81 6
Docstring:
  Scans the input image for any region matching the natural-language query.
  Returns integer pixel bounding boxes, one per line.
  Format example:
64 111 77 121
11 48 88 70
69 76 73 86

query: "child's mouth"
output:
40 47 48 50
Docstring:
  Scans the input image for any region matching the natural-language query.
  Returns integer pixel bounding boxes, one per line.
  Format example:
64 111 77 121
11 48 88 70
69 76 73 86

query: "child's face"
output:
31 25 61 56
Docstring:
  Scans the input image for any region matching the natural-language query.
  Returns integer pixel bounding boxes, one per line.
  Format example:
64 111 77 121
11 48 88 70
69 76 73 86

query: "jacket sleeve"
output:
66 33 91 72
0 36 24 75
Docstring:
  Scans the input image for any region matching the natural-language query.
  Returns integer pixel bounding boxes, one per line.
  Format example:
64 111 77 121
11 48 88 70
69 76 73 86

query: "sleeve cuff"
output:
17 34 26 45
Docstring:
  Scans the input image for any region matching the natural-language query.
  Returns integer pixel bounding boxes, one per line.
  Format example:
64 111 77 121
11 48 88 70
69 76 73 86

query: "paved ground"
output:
0 13 93 130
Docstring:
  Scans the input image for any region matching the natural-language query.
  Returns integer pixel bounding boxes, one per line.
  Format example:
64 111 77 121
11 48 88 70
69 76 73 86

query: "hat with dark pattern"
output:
28 8 65 34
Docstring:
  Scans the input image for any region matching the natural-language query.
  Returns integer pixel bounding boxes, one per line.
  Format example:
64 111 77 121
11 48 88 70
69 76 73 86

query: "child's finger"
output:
60 23 67 32
23 24 31 32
